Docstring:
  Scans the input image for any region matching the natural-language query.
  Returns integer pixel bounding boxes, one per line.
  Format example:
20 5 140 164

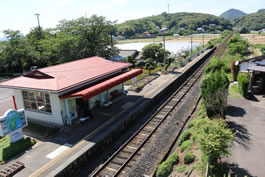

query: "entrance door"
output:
76 98 89 117
68 99 77 119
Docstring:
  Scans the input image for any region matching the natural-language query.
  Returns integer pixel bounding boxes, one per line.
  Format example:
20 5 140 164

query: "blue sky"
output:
0 0 264 37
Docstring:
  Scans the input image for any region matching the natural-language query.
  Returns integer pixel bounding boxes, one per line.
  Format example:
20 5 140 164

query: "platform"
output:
0 49 213 177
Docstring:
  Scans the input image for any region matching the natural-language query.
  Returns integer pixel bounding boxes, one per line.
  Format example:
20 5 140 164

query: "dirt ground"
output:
241 34 265 45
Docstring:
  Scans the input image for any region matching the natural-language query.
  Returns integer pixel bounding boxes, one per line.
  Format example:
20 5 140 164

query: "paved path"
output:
225 95 265 177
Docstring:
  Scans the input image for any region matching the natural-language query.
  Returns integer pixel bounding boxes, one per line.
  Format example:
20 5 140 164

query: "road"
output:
225 96 265 177
0 88 14 115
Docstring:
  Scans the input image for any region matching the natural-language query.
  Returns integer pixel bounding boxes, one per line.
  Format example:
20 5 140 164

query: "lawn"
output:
0 136 35 163
229 83 241 98
125 66 162 85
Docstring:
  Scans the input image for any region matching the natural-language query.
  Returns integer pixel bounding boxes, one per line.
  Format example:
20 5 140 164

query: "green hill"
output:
235 11 265 31
257 9 265 13
219 8 247 21
117 12 232 38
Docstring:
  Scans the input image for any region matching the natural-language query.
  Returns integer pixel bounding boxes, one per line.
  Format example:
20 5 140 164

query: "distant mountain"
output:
220 8 247 21
257 9 265 13
235 11 265 31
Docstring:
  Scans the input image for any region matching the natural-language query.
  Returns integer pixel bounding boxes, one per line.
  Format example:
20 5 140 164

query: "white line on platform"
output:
46 143 72 159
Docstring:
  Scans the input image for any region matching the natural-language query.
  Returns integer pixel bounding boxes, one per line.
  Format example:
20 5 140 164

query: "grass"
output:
229 84 241 98
125 66 162 85
180 140 193 152
128 74 159 92
176 165 187 173
0 136 35 163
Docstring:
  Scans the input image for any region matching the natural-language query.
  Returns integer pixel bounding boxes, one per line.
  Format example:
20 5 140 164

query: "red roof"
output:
60 69 142 100
0 56 131 92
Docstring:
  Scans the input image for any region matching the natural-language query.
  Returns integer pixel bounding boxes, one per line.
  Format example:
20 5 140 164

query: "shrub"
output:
204 58 225 74
1 137 36 162
176 165 187 173
156 161 172 177
227 33 249 57
156 152 179 177
238 73 249 97
200 71 229 118
180 140 193 152
183 152 196 164
197 118 233 167
178 130 192 145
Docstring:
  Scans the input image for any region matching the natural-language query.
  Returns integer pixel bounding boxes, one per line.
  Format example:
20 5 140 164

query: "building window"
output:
22 91 52 113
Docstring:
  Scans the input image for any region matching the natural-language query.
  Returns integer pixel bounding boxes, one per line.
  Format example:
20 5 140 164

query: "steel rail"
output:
90 33 233 177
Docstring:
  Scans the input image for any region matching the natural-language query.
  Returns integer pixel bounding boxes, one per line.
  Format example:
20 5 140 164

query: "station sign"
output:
0 109 28 142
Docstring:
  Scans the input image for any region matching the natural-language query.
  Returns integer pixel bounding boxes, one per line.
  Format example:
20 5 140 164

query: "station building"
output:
0 56 142 126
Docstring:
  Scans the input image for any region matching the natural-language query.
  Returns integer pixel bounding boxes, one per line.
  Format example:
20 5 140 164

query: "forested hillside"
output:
117 12 232 38
235 11 265 31
219 8 247 22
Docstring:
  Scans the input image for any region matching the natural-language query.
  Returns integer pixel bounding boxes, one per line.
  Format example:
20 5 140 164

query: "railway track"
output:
212 32 234 58
90 34 233 177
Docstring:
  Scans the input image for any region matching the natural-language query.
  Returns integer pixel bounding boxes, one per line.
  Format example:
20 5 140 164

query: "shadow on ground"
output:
222 162 255 177
227 121 251 150
246 94 260 102
226 105 246 117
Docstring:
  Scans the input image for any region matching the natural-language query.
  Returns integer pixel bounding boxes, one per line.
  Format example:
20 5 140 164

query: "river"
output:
116 41 201 54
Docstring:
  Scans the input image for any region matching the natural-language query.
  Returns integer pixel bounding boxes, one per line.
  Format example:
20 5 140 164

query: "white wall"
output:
13 89 64 126
108 84 122 99
89 94 100 110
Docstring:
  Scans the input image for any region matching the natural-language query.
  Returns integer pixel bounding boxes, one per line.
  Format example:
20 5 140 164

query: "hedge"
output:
238 73 249 97
156 152 179 177
183 152 196 164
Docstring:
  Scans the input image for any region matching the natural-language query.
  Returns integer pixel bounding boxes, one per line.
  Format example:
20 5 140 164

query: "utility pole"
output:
35 13 42 38
157 26 167 71
163 30 166 70
203 34 205 47
168 4 170 14
191 34 193 54
111 32 115 59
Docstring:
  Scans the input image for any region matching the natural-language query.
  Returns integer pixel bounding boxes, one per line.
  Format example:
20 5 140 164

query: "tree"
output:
0 30 27 73
127 56 136 68
227 33 249 56
142 43 170 64
144 58 155 75
56 15 118 59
